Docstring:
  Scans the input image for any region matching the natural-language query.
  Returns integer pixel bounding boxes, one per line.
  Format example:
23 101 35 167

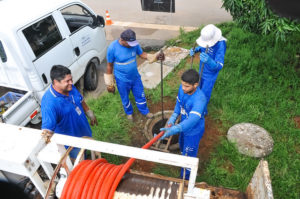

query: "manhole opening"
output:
152 118 178 145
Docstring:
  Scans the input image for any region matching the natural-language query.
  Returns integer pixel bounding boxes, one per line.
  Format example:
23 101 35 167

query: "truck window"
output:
0 40 7 63
61 4 95 34
22 16 63 58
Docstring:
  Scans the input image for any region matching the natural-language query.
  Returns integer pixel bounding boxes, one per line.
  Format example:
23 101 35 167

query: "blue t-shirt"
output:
41 85 92 137
106 39 143 82
198 40 226 81
174 85 207 136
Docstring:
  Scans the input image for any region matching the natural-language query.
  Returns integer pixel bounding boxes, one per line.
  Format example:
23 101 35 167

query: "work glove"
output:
86 110 98 126
41 130 54 144
156 51 165 61
160 124 182 140
147 50 165 63
189 48 195 56
106 85 115 93
167 113 178 126
190 46 201 56
104 73 115 94
200 53 217 69
147 53 157 63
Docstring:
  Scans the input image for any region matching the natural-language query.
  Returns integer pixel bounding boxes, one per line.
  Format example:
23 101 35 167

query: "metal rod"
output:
45 147 74 199
199 46 209 82
160 49 164 120
190 43 196 69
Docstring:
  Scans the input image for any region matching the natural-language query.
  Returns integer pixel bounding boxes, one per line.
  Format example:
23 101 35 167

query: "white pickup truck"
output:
0 0 107 126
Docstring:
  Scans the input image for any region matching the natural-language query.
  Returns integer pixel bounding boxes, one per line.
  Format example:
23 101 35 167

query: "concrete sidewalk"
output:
83 0 232 27
83 0 232 45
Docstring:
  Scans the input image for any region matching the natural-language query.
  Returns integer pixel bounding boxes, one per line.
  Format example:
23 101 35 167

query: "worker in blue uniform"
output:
104 29 164 120
190 24 227 115
160 69 207 180
41 65 98 160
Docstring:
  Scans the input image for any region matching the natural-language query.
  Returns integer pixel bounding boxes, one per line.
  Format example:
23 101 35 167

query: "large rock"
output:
227 123 274 158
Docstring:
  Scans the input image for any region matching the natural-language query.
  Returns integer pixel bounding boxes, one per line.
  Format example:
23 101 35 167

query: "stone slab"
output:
227 123 274 158
162 46 189 68
139 46 189 89
139 62 173 89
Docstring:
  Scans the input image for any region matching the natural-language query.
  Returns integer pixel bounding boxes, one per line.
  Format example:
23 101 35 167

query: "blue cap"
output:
120 29 139 47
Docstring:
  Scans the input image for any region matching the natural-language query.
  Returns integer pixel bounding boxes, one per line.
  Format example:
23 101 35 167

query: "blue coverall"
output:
106 40 150 115
195 40 226 115
173 85 207 179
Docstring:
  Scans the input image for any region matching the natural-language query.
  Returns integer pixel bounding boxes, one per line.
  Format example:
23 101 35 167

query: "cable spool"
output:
60 131 165 199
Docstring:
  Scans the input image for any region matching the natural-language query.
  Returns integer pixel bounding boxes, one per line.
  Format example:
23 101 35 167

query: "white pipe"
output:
51 133 199 193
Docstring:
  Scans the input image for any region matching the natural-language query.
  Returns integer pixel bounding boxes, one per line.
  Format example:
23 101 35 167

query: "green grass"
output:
152 164 180 178
173 22 300 198
144 60 186 103
87 22 300 198
87 92 132 145
86 92 132 163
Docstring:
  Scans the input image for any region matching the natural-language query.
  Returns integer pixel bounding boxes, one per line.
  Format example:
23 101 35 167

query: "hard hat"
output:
196 24 223 47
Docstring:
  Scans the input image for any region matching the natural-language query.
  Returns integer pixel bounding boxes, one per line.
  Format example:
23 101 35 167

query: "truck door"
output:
59 3 106 81
21 14 77 87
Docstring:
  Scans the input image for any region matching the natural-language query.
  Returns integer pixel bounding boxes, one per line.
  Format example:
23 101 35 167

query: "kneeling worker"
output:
160 69 207 180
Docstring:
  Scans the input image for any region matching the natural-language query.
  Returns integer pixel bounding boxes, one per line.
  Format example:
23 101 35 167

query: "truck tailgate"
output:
1 91 40 126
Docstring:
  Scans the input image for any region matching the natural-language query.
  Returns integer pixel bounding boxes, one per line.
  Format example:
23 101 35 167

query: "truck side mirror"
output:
96 15 105 27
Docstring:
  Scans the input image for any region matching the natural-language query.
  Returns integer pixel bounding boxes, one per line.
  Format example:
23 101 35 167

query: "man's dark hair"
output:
181 69 199 85
50 65 71 82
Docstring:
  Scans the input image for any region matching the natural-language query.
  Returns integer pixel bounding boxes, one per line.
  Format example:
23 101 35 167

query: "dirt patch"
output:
294 116 300 128
131 160 156 173
128 98 176 172
222 160 235 173
196 182 246 199
148 96 176 113
128 116 149 148
198 116 224 174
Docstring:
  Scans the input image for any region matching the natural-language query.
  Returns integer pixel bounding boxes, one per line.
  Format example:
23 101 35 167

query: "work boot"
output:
126 114 133 120
145 112 153 119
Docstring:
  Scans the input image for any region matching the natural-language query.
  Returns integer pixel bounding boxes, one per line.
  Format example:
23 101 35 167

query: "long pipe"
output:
160 49 164 120
190 43 196 69
199 46 209 82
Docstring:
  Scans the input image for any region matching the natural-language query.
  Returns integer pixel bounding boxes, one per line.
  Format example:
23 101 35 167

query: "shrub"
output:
222 0 300 41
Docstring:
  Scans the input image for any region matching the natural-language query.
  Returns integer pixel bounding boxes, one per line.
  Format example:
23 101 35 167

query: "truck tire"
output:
84 62 98 91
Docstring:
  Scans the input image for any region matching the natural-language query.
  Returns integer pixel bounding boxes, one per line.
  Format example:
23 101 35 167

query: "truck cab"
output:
0 0 107 126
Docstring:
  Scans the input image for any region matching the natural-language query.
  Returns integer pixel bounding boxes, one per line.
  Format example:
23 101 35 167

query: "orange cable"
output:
61 131 165 199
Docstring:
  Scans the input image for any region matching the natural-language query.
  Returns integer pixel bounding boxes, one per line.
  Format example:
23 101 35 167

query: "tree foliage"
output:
222 0 300 41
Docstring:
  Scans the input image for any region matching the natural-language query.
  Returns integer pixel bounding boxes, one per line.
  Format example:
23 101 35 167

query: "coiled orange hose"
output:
61 131 164 199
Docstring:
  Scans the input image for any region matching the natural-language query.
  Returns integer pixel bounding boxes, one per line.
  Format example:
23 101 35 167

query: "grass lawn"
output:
87 22 300 198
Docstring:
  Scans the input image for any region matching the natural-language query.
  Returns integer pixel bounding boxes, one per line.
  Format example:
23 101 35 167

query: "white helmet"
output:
196 24 225 47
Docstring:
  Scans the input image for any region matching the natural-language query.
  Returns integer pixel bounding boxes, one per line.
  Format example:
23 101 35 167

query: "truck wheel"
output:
84 62 98 91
